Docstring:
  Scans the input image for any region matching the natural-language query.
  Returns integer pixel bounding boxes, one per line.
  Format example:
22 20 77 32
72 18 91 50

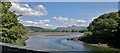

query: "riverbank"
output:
68 37 120 51
87 43 120 51
15 33 31 46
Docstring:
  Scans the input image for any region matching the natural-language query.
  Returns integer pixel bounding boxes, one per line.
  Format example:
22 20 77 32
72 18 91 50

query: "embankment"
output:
0 42 48 53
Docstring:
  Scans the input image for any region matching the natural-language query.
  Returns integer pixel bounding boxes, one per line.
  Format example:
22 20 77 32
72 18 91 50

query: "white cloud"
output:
53 16 86 26
9 3 47 16
19 20 53 28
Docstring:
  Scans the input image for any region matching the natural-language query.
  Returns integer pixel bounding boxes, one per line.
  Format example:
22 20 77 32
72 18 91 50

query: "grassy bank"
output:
68 37 120 51
15 33 31 46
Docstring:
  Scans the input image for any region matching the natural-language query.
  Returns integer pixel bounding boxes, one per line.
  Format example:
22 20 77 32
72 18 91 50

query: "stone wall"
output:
1 45 49 53
0 42 49 53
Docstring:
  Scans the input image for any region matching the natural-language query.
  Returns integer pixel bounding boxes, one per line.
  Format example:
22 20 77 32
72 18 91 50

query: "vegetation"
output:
79 12 120 49
0 2 26 44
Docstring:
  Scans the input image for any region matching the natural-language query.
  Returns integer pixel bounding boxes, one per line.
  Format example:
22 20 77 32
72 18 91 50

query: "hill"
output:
55 25 87 31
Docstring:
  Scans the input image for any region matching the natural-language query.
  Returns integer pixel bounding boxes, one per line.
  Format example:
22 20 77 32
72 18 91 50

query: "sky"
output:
9 2 118 29
8 0 120 2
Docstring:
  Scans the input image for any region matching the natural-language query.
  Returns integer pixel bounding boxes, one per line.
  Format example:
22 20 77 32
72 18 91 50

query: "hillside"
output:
25 26 52 32
55 25 87 31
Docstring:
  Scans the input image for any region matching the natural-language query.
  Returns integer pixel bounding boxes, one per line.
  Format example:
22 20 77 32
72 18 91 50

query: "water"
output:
25 33 118 51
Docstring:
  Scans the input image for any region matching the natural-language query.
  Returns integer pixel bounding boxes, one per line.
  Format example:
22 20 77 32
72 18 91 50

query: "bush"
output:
84 32 92 36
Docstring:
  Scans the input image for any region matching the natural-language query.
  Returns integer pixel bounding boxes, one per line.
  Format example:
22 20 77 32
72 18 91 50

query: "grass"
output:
15 33 30 46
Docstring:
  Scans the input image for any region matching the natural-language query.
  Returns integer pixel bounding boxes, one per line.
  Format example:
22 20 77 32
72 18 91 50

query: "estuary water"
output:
25 33 118 51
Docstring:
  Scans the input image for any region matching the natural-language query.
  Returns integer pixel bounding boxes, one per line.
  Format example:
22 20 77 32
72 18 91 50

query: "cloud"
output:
53 16 86 26
19 20 53 28
9 3 47 16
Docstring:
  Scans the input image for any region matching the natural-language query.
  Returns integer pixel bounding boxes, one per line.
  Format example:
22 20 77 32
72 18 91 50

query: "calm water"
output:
25 33 118 51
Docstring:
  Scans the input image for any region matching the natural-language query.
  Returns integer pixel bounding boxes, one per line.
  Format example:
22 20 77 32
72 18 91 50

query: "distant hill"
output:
25 26 53 32
25 25 87 32
55 25 87 31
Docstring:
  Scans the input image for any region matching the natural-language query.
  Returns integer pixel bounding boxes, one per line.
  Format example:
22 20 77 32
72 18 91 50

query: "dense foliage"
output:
79 12 120 49
0 2 26 43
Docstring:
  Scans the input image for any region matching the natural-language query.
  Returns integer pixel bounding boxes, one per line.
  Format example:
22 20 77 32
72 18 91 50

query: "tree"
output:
0 2 26 43
71 30 75 32
80 12 120 48
89 19 118 34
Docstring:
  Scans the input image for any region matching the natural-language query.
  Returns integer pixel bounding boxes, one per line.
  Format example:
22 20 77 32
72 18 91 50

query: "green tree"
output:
0 2 26 43
71 30 74 32
80 12 120 48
